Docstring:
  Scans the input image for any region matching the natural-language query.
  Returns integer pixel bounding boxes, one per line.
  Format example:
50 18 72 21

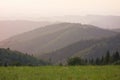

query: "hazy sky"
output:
0 0 120 41
0 0 120 19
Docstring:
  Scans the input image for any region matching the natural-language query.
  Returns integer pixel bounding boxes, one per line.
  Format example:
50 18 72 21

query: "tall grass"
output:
0 66 120 80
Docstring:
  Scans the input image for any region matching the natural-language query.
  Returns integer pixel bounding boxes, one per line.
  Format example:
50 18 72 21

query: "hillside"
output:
46 15 120 29
0 23 117 55
0 20 51 41
112 29 120 32
39 34 120 64
0 48 47 66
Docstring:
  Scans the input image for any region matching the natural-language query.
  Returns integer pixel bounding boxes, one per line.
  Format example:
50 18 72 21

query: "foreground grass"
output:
0 66 120 80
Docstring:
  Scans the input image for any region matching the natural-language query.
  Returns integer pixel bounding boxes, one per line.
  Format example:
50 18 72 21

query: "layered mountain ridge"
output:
40 34 120 64
0 23 117 55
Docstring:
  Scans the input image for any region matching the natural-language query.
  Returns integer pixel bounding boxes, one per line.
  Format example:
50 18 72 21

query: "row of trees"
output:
0 48 47 66
67 51 120 65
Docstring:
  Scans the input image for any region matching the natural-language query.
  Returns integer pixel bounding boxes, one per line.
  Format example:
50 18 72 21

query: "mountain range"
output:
39 34 120 64
37 15 120 29
0 20 51 41
0 23 117 55
0 15 120 41
0 15 120 64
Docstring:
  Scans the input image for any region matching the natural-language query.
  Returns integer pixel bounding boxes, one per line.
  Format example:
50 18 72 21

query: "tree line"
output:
67 51 120 65
0 48 48 66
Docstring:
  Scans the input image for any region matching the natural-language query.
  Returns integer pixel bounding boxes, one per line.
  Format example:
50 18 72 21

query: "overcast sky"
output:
0 0 120 19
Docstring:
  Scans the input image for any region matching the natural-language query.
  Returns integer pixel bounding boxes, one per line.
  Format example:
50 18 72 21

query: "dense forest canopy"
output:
0 48 48 66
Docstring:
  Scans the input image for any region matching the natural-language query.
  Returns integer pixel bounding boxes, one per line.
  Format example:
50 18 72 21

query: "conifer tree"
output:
104 51 111 64
112 51 120 62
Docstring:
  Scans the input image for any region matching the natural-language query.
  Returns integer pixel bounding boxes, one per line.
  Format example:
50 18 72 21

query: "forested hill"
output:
39 34 120 64
0 23 117 55
0 48 48 66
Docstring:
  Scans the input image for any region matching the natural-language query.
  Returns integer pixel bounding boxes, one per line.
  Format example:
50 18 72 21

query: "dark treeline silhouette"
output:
67 51 120 65
0 48 48 66
0 48 120 66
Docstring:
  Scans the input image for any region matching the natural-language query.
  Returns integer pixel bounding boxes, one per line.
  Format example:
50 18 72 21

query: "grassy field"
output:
0 66 120 80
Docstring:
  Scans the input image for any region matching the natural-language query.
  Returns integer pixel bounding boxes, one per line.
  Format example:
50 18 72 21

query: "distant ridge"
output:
112 28 120 32
0 22 117 55
40 34 120 64
0 20 51 41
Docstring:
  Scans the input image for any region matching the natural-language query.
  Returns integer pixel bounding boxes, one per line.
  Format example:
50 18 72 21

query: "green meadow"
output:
0 66 120 80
